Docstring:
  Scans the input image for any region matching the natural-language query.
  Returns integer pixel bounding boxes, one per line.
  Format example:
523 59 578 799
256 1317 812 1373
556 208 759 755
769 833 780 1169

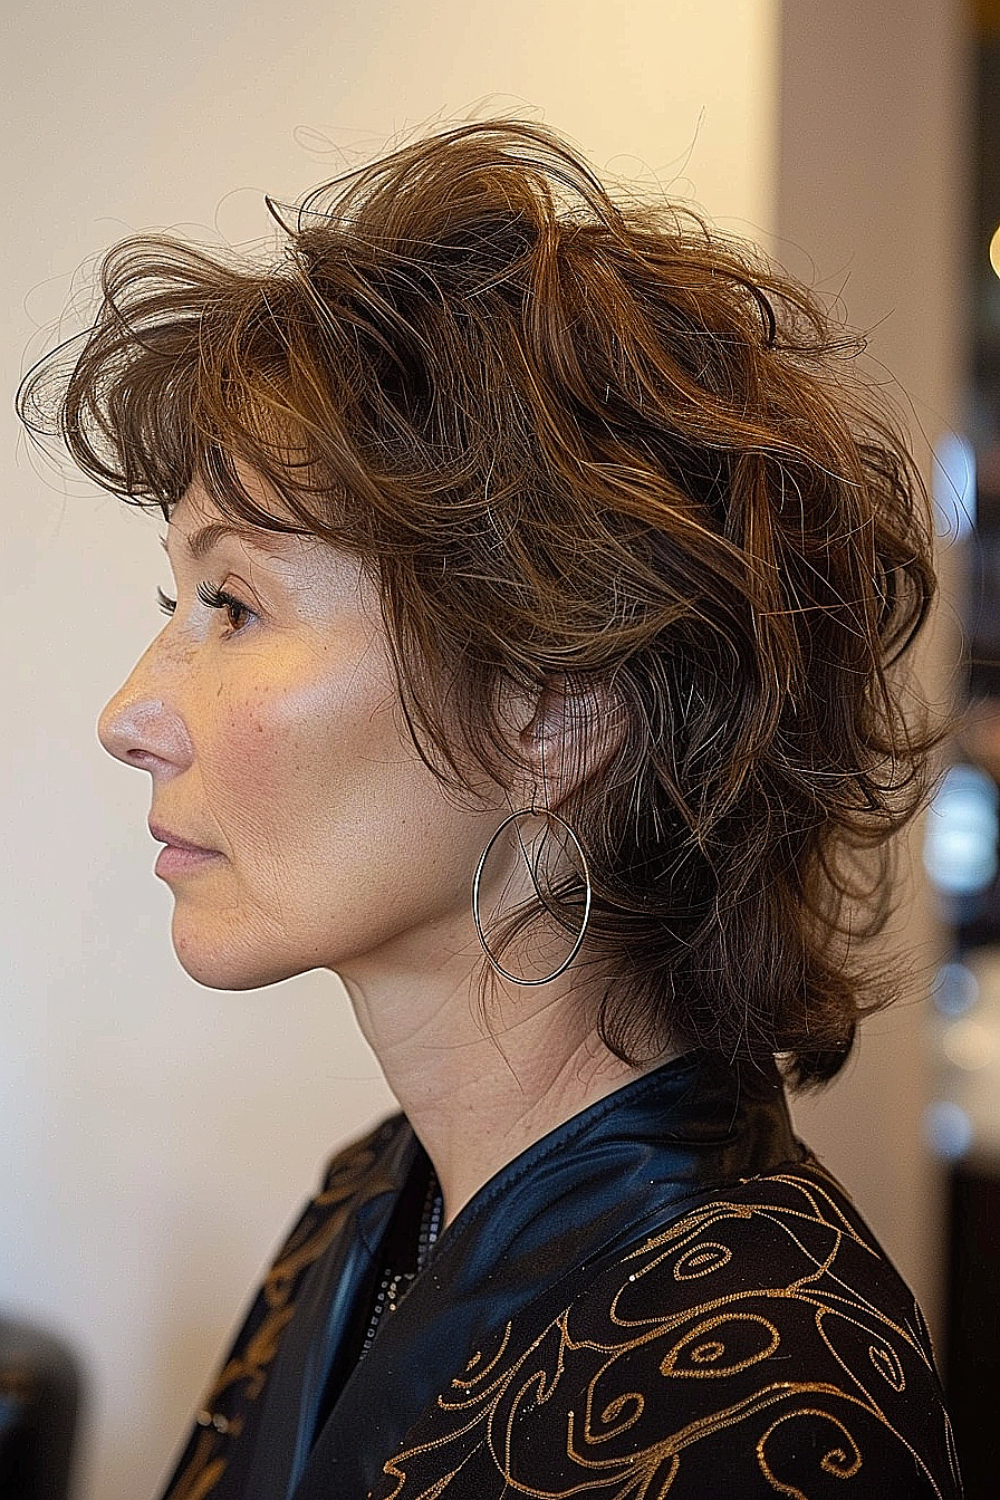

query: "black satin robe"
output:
158 1051 961 1499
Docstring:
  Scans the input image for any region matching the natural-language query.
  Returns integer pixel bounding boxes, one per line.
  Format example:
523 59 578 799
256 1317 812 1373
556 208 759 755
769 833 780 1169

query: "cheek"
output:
195 651 403 853
189 640 498 942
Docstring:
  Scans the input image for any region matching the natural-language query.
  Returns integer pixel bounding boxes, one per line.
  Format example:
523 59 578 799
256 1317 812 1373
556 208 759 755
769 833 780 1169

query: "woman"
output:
20 121 960 1497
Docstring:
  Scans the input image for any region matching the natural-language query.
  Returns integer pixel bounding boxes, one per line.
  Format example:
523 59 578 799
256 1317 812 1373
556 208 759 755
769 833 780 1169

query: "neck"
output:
337 922 673 1227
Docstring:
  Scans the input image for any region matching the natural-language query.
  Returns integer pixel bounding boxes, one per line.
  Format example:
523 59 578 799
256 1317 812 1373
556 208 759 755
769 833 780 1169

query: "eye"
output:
196 580 255 635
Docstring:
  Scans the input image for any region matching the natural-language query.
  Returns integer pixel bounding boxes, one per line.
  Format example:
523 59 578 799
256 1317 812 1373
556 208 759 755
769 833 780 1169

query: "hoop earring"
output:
472 808 592 986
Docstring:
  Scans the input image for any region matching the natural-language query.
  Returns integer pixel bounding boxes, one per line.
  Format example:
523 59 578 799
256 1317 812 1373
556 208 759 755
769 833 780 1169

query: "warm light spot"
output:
942 1017 997 1072
991 222 1000 279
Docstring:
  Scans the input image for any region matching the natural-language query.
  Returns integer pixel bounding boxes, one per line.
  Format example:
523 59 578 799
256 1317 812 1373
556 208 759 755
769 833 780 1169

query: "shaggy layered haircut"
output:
19 120 939 1087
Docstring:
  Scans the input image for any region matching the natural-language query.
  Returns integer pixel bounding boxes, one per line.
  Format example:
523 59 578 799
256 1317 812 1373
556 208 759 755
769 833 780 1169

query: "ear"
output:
516 674 626 810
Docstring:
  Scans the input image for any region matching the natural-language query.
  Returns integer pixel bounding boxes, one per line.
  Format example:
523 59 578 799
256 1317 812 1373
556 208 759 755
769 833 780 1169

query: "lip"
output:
148 821 218 854
149 822 223 879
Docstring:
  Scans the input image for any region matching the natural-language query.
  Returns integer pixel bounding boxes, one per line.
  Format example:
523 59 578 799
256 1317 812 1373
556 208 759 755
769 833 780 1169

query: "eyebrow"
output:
160 522 294 562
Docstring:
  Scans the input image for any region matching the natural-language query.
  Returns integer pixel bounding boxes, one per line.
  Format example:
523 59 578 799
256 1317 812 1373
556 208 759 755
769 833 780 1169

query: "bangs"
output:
22 235 374 540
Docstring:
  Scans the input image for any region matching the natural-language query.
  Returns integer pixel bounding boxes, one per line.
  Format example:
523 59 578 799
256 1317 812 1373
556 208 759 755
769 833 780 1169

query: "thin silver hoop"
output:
472 808 592 986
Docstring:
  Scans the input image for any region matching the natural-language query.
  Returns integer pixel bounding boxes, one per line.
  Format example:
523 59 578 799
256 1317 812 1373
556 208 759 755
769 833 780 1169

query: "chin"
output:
170 913 316 991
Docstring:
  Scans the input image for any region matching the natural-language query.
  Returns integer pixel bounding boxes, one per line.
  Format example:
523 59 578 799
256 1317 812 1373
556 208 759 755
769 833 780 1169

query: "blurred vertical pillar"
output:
776 0 969 1331
779 2 971 1338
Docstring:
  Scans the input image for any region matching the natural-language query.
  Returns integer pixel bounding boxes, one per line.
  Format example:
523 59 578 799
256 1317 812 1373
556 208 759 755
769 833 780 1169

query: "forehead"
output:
165 483 375 614
166 480 311 560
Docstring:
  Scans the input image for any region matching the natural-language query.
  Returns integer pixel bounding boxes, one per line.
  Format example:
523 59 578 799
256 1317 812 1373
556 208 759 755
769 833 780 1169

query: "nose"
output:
97 635 194 774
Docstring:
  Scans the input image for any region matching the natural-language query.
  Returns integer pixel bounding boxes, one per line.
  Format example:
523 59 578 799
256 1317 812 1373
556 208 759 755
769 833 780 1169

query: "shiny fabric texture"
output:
158 1051 960 1499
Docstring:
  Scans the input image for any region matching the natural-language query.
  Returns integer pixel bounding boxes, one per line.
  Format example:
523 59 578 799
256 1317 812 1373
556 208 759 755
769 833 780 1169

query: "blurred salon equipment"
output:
0 1316 81 1500
925 768 1000 1498
921 15 1000 1494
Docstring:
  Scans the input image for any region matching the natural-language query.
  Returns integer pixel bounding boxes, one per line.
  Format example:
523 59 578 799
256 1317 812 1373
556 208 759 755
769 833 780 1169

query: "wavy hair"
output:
19 120 940 1086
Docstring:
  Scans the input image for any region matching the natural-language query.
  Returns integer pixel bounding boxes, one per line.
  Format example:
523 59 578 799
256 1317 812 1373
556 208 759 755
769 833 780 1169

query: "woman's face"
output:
98 482 506 990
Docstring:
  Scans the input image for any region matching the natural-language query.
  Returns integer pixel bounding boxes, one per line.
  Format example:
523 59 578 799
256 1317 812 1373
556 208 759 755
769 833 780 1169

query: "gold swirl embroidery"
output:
756 1406 862 1496
596 1390 645 1435
868 1341 906 1392
562 1381 857 1493
810 1304 925 1423
660 1314 781 1379
944 1408 962 1490
673 1241 733 1280
373 1166 955 1500
446 1323 513 1396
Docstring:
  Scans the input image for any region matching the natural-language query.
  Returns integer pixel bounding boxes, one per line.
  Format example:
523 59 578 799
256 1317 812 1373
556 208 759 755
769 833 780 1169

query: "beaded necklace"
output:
358 1170 443 1358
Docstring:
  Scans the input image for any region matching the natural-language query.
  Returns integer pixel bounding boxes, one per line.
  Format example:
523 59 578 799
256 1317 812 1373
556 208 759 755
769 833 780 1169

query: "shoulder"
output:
610 1156 931 1327
379 1158 961 1499
563 1155 944 1398
503 1158 961 1496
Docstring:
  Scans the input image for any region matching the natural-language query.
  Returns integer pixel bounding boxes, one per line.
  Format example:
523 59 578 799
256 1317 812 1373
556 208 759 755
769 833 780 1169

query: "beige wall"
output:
2 5 778 1498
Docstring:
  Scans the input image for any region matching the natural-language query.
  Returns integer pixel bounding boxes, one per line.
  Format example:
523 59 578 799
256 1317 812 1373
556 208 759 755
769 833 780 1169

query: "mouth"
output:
149 821 223 879
149 821 217 854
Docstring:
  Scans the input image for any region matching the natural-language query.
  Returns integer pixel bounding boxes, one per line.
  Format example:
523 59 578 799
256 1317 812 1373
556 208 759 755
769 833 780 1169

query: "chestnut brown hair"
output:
19 120 939 1086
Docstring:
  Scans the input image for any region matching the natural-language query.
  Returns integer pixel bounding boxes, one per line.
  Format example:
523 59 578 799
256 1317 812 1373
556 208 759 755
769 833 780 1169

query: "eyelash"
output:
156 582 255 634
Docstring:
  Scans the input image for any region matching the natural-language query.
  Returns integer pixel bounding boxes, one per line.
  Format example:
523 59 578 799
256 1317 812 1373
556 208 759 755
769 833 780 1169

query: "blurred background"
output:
1 0 994 1495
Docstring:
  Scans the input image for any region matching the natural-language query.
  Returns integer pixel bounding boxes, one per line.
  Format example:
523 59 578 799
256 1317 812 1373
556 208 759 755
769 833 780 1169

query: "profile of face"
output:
97 482 509 992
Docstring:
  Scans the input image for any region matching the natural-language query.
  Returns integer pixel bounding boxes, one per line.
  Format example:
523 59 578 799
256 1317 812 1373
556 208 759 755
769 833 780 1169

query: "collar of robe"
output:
237 1047 802 1500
